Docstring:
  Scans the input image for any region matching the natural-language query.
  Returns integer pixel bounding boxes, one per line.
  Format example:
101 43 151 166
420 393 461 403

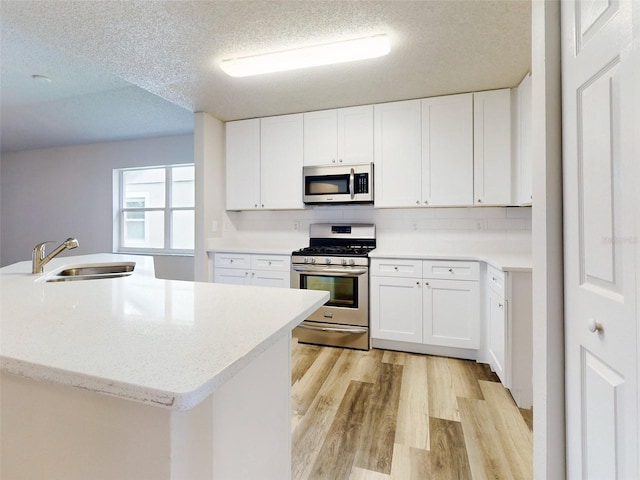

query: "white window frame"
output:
114 164 194 255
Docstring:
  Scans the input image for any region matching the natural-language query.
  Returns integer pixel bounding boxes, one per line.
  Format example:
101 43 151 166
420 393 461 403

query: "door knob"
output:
587 319 604 334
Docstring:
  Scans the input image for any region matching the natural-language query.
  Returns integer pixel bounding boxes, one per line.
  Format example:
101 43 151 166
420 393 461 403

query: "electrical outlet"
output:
211 220 218 233
293 220 301 231
412 223 418 231
475 221 484 230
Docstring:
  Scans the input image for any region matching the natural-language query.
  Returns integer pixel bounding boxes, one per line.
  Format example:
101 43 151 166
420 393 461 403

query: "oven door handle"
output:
297 324 368 334
292 266 368 276
349 168 355 199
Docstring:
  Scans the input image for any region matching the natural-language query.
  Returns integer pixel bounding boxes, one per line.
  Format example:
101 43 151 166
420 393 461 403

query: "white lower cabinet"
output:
423 278 480 349
213 252 290 288
487 284 507 382
484 265 533 408
371 259 480 354
370 275 423 343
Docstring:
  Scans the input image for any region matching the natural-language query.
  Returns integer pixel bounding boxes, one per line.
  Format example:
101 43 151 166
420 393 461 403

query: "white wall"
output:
217 205 532 252
531 1 565 478
0 135 194 268
194 112 225 283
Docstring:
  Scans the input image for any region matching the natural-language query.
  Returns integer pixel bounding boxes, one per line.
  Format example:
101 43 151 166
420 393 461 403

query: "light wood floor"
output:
291 340 533 480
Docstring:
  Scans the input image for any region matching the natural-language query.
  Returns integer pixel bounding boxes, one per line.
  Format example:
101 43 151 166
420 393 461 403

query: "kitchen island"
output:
0 254 328 480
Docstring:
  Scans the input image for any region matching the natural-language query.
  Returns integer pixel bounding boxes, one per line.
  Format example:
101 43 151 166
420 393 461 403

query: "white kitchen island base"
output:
1 334 292 480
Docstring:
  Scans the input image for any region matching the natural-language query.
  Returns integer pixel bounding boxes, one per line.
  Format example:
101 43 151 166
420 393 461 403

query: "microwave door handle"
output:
349 168 355 199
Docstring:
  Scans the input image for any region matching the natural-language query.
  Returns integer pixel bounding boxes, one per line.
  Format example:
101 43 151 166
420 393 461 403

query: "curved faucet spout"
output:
32 237 79 274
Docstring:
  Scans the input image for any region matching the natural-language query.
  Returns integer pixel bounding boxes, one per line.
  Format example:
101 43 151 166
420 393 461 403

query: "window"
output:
114 164 194 254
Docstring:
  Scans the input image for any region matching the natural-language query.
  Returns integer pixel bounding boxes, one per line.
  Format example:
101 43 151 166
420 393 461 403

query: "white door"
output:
421 93 473 206
422 279 480 349
373 100 422 207
562 0 638 478
487 287 507 384
214 268 250 286
225 119 260 210
337 105 374 165
473 89 512 206
250 270 290 288
303 109 337 166
260 113 304 210
370 276 423 343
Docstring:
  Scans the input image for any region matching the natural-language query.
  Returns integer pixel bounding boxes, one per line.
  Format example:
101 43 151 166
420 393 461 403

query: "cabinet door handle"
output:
425 282 430 286
230 259 234 264
448 268 453 273
477 198 483 203
416 281 420 287
424 200 428 205
498 303 503 308
254 203 258 208
416 200 420 205
394 266 399 271
588 319 604 334
268 261 272 266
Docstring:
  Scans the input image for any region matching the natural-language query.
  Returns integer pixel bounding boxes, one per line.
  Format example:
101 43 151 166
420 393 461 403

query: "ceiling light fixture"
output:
220 34 390 77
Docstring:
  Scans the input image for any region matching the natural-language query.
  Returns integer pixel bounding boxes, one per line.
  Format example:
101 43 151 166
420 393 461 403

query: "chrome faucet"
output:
32 238 79 274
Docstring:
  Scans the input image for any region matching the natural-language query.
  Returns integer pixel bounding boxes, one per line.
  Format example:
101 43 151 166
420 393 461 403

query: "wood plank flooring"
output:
291 341 532 480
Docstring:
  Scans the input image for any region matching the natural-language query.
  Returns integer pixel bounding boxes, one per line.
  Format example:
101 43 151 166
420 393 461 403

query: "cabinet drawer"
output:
422 260 479 280
371 258 422 278
251 254 290 272
214 252 252 269
487 265 505 294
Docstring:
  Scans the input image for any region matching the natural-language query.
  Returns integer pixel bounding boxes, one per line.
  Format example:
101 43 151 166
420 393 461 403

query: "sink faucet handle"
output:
33 241 55 256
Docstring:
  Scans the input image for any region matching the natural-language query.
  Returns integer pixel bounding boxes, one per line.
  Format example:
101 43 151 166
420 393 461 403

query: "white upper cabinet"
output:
226 114 303 211
303 105 373 166
422 93 474 206
260 113 304 210
473 89 512 206
226 119 261 211
515 73 532 205
374 100 422 207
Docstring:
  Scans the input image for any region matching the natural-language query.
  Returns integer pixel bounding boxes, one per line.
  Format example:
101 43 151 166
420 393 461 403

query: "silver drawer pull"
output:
297 324 368 334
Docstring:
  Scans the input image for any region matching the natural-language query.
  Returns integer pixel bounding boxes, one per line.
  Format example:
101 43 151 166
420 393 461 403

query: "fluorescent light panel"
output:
220 34 390 77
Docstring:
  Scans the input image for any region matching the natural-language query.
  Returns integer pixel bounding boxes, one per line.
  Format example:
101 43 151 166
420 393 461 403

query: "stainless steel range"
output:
291 224 375 350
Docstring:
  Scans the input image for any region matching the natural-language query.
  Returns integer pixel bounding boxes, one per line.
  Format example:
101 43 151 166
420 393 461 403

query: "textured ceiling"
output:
0 0 531 154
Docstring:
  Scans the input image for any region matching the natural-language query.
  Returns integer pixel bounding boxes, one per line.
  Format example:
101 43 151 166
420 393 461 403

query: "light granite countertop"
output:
0 254 327 410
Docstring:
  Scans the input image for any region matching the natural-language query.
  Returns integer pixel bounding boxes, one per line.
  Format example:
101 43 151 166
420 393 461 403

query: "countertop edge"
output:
368 250 532 272
0 293 327 411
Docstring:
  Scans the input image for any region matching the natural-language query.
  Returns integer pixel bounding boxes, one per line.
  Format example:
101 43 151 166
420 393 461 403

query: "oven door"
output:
291 264 369 327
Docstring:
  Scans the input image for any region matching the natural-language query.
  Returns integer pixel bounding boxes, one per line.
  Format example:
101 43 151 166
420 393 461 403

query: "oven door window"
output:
305 174 349 196
301 274 358 308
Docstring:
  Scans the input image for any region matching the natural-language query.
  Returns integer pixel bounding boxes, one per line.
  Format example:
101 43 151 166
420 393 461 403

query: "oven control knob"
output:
341 258 347 266
310 257 316 264
349 259 355 266
325 258 331 265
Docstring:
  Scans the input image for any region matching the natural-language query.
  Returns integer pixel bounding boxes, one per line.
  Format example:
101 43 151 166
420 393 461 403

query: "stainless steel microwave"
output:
303 163 374 205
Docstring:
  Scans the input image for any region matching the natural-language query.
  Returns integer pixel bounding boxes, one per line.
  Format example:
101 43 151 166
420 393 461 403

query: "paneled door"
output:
562 1 638 478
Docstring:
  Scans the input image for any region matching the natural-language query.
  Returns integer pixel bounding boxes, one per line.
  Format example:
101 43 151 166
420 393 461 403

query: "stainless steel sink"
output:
44 262 135 282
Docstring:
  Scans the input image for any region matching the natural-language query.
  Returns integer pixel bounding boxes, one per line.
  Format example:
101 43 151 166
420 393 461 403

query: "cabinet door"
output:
250 270 290 288
473 89 512 206
423 279 480 349
421 93 473 206
337 105 374 164
303 110 337 166
374 100 422 207
516 74 532 205
370 276 423 343
214 267 250 285
260 114 304 209
226 119 260 210
487 288 507 384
